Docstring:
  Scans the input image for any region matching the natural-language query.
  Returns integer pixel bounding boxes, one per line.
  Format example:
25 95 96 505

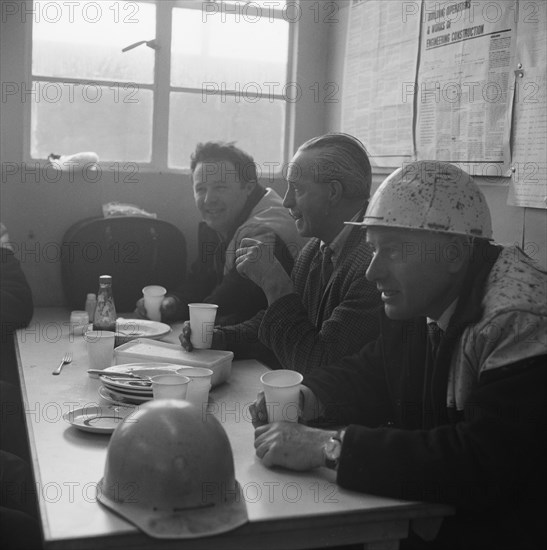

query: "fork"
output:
52 352 73 375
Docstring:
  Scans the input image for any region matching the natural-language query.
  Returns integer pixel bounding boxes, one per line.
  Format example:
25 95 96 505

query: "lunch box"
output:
114 339 234 387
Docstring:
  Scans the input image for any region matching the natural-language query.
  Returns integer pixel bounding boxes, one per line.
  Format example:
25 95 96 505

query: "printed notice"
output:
341 0 420 168
416 0 517 175
508 0 547 209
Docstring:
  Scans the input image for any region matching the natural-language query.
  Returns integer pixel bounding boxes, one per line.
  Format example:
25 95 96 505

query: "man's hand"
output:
179 321 226 351
160 296 181 323
235 238 294 304
254 422 334 471
249 390 269 427
134 297 149 319
135 296 181 323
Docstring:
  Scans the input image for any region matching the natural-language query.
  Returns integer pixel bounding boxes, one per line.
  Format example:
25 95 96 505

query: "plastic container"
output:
113 339 233 387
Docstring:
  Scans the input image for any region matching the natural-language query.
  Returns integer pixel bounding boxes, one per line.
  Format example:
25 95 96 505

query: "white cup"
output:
142 285 167 322
176 367 213 407
70 310 89 336
260 370 303 423
188 303 218 349
151 374 190 400
85 330 116 377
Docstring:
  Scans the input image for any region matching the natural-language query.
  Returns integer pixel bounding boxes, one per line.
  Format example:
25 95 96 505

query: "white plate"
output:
100 363 184 401
63 405 138 434
102 363 181 378
101 380 152 397
99 385 152 406
100 376 153 396
115 319 171 343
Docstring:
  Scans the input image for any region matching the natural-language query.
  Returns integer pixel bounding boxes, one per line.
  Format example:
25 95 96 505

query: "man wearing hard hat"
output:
251 161 546 549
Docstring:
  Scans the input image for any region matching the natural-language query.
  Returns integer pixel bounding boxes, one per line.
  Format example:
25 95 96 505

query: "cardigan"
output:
221 225 382 372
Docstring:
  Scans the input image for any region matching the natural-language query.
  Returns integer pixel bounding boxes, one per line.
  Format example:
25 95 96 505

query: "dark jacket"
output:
169 186 304 325
1 248 34 385
305 243 547 549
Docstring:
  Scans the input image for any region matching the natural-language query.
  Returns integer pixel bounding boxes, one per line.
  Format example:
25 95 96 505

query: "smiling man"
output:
181 133 382 372
136 141 305 324
250 161 547 549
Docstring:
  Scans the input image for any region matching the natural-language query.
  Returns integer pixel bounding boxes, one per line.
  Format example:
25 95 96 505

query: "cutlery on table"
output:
87 370 150 381
52 352 73 375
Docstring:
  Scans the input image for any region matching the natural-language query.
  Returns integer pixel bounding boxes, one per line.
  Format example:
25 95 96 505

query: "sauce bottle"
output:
93 275 117 332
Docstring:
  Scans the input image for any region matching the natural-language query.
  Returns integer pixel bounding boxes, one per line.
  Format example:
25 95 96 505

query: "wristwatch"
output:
324 428 346 470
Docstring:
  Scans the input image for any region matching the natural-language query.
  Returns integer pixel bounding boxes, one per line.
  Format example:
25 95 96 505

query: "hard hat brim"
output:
344 219 493 240
97 478 248 539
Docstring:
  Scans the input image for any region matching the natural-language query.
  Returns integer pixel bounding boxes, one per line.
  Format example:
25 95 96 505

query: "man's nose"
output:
365 253 384 282
203 189 218 204
282 186 294 209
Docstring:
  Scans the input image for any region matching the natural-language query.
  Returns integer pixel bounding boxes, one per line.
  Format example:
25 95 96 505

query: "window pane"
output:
171 7 289 90
168 92 285 169
32 1 156 84
221 1 287 7
31 82 153 162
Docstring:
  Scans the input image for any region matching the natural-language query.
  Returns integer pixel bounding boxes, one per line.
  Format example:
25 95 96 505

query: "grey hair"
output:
296 133 372 200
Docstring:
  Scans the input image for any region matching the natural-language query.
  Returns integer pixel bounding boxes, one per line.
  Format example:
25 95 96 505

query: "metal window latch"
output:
122 39 159 53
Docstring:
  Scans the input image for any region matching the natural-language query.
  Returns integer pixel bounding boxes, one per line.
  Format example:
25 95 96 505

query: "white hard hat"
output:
348 161 493 239
97 400 247 539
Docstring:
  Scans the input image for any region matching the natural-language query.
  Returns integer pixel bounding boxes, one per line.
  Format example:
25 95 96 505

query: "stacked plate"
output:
115 319 171 345
98 362 182 406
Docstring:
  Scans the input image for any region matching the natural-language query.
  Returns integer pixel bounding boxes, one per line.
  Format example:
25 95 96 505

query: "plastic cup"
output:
70 310 89 336
188 304 218 349
176 367 213 407
85 331 116 377
260 370 303 423
151 374 190 400
142 285 167 322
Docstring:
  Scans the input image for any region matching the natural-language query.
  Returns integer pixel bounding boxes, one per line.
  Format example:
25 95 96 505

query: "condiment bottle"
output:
92 275 117 332
85 293 97 323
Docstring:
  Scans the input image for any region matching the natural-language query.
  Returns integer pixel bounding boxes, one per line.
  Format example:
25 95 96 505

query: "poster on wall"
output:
508 0 547 209
416 0 517 176
341 0 420 168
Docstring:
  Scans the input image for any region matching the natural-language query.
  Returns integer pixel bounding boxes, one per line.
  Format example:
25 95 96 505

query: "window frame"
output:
25 0 297 174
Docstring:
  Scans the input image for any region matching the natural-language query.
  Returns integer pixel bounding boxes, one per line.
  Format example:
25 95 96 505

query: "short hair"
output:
296 133 372 200
190 141 257 186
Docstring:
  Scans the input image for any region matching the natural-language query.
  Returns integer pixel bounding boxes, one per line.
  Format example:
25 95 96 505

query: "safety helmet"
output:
97 399 247 539
348 160 493 239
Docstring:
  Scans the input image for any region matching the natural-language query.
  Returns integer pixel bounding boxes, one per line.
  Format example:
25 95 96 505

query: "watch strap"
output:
324 427 346 470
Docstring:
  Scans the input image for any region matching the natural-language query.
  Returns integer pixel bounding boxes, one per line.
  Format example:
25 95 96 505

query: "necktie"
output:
423 321 444 428
320 246 334 289
427 322 443 361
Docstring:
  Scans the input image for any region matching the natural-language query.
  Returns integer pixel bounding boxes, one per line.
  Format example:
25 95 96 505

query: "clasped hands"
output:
250 390 335 472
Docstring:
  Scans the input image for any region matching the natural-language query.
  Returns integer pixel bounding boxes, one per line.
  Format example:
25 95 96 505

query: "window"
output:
29 0 292 170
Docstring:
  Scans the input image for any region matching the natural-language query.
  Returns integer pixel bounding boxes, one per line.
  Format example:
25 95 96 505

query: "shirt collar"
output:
319 211 360 267
427 299 458 332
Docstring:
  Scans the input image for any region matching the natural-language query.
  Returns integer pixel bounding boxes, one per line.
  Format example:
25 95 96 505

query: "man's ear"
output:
327 179 344 205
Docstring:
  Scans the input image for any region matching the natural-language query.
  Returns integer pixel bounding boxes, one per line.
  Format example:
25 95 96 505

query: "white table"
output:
16 308 452 549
